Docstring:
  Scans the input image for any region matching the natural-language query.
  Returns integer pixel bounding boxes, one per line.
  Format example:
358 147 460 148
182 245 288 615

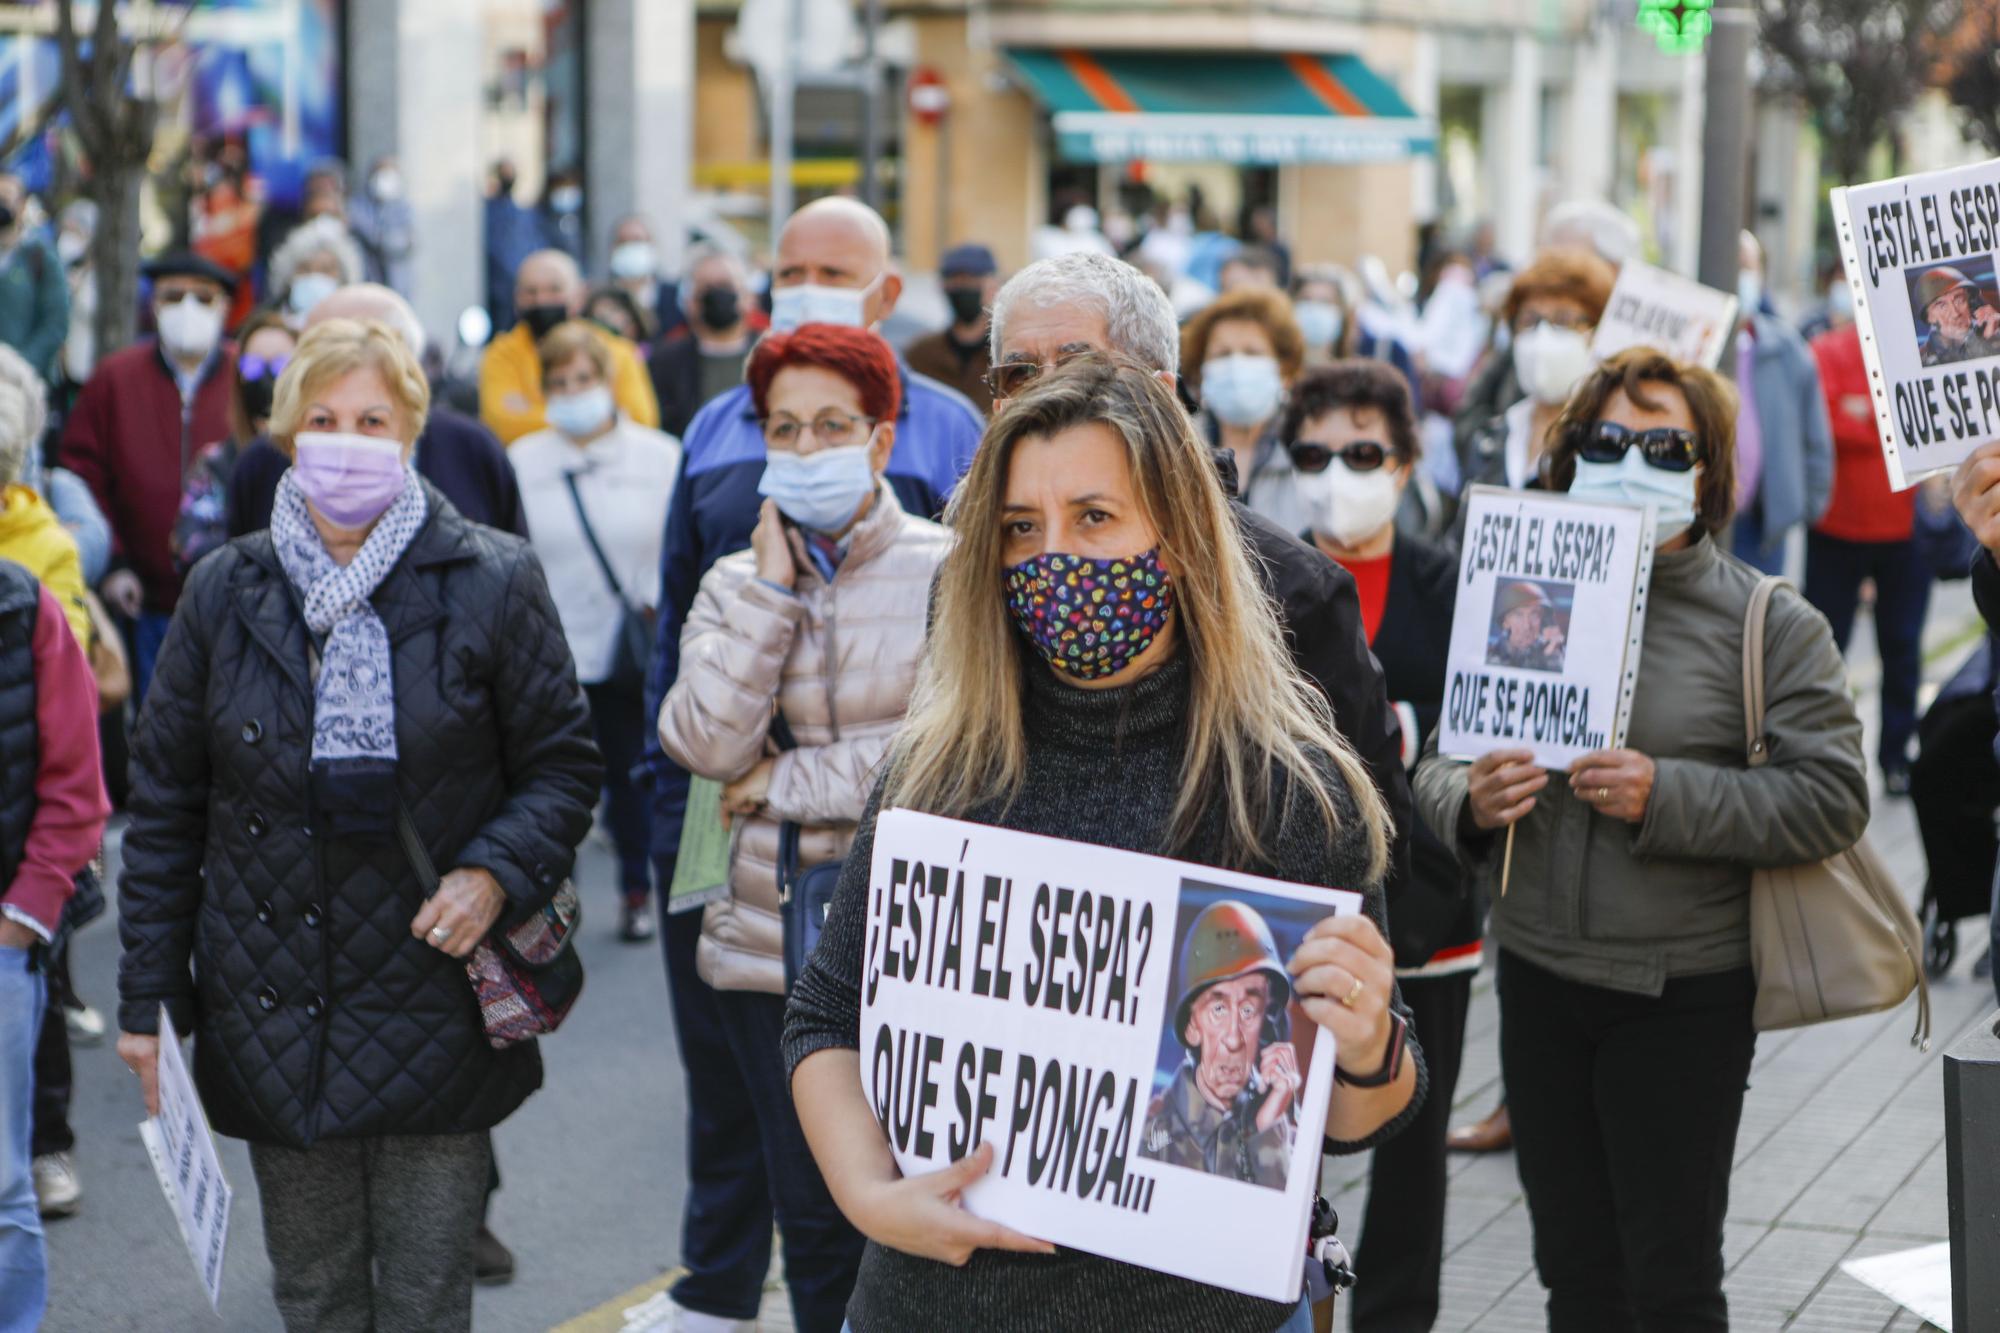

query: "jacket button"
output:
255 900 274 925
256 986 277 1011
302 904 322 928
246 812 268 838
305 996 324 1019
241 719 263 745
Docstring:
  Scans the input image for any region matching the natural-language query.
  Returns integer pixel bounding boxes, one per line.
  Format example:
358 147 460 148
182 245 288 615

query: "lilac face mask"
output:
292 432 411 528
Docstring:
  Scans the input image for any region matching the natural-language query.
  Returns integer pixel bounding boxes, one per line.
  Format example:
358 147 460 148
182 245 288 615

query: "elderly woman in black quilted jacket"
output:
115 318 600 1333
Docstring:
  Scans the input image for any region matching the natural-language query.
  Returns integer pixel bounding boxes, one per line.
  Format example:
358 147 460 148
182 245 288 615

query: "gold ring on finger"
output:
1597 786 1609 802
1340 975 1364 1008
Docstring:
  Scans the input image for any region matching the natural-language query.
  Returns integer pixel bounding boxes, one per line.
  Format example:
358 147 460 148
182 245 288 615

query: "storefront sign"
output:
1834 155 2000 488
1438 487 1657 771
1054 112 1430 165
858 809 1362 1302
1592 258 1739 369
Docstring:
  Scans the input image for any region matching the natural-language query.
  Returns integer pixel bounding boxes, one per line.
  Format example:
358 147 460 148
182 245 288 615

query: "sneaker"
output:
33 1153 80 1219
472 1223 515 1285
63 1002 106 1047
619 897 657 944
1883 763 1912 798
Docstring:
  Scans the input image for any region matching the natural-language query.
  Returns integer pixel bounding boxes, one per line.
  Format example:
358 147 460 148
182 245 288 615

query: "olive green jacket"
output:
1413 533 1869 995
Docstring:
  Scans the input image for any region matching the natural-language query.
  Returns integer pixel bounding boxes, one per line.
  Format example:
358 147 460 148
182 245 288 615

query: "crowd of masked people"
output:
0 161 1985 1333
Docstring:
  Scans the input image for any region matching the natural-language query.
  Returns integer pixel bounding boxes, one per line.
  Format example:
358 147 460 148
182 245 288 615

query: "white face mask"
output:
370 169 404 202
609 242 656 281
156 294 225 361
56 231 87 265
1201 354 1284 427
769 281 872 332
288 271 340 317
546 385 615 439
1736 273 1761 317
1294 300 1344 350
1511 323 1595 405
1568 449 1701 544
1296 458 1401 548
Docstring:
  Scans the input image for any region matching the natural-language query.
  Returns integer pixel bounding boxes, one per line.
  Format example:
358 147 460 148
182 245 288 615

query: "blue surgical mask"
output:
288 271 339 317
1202 354 1284 427
1568 449 1700 543
1294 300 1344 350
769 282 871 332
1736 274 1762 318
546 385 614 439
758 443 877 532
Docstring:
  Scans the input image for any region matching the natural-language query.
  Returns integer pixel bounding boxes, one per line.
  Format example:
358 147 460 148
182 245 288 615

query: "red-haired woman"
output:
657 322 950 1332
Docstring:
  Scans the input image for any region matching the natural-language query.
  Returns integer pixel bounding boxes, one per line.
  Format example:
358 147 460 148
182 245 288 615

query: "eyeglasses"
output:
239 353 291 380
762 410 875 450
981 347 1096 401
1578 420 1704 472
1286 439 1393 474
158 287 223 308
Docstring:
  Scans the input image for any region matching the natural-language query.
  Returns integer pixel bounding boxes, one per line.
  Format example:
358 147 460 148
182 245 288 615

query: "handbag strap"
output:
562 470 635 611
767 705 802 899
1740 576 1785 770
394 800 441 897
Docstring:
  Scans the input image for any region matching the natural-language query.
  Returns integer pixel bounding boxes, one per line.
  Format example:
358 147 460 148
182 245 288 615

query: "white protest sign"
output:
858 809 1362 1303
138 1006 232 1310
1438 487 1656 770
1834 156 2000 489
1592 258 1739 369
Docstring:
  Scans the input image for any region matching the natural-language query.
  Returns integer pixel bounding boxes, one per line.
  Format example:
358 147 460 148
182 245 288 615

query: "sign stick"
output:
1501 823 1517 898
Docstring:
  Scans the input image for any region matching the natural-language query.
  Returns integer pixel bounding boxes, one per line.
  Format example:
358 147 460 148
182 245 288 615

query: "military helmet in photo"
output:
1173 900 1291 1042
1917 267 1979 324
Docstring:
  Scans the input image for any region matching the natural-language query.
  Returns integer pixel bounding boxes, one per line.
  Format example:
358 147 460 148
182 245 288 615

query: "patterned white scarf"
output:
271 467 427 765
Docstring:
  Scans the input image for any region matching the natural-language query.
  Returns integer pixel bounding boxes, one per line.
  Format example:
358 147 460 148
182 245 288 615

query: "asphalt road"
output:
42 824 691 1332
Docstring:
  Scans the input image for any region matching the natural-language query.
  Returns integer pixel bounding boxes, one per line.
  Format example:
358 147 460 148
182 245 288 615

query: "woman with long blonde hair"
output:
784 357 1423 1333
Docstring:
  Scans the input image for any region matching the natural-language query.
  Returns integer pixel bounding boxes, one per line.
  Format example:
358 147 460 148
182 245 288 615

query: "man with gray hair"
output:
646 242 757 437
985 250 1415 940
226 283 527 540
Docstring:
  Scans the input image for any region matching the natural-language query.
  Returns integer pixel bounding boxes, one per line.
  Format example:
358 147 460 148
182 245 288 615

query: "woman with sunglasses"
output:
1280 359 1480 1333
172 309 297 574
657 322 950 1333
1414 348 1868 1331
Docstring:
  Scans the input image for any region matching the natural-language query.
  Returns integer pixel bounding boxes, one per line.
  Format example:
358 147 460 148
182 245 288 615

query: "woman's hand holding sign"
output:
847 1141 1058 1268
1568 748 1657 823
1953 440 2000 553
1289 913 1415 1145
1465 748 1547 831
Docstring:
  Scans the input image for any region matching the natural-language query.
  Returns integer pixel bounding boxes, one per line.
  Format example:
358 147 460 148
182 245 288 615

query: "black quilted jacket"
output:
118 484 602 1147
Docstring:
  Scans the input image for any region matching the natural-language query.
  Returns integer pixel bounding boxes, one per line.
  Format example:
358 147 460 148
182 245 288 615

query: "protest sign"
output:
137 1006 232 1309
1834 156 2000 488
1591 258 1739 369
858 808 1362 1303
1437 487 1657 771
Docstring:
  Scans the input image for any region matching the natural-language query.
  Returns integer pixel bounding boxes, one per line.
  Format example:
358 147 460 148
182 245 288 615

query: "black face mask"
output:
946 286 985 325
698 286 741 330
239 373 278 425
520 304 567 339
0 204 16 232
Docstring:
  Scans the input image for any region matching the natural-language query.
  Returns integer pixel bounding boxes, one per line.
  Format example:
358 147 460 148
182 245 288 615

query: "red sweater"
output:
1811 323 1916 544
60 340 235 611
1 586 109 938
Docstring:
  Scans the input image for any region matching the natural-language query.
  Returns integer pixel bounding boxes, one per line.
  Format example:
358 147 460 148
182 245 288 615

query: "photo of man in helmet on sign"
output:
1911 261 2000 367
1141 898 1304 1191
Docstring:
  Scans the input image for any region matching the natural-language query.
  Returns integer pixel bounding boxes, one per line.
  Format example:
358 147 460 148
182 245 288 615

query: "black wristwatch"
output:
1335 1011 1408 1089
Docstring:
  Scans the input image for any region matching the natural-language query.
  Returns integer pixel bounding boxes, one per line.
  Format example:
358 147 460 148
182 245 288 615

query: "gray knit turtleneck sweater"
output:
783 652 1427 1333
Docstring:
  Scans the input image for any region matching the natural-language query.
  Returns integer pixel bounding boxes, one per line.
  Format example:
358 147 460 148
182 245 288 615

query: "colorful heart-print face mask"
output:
1004 548 1176 681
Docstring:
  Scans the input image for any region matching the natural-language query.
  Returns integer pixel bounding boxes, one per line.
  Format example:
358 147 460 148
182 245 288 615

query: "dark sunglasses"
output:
238 353 291 380
1285 439 1392 474
981 347 1098 400
1577 420 1704 472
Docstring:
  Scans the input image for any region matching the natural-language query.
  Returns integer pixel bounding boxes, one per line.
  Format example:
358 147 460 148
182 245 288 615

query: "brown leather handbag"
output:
1740 576 1930 1048
81 589 130 712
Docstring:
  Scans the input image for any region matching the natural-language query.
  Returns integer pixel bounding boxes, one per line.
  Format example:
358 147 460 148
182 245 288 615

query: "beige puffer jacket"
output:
659 480 950 994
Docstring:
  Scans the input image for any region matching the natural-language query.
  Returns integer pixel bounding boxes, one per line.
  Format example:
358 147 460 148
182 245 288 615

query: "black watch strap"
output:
1335 1011 1407 1089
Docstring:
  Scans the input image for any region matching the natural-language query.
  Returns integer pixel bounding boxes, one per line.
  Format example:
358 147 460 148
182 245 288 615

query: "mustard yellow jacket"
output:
0 484 89 646
478 323 661 445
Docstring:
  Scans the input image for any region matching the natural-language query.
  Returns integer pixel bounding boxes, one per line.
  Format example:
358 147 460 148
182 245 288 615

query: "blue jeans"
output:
582 681 653 901
0 944 48 1333
131 609 172 709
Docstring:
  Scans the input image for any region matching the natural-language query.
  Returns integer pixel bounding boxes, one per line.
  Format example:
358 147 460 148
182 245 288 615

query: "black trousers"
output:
30 952 72 1158
1352 970 1473 1333
1499 950 1756 1333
